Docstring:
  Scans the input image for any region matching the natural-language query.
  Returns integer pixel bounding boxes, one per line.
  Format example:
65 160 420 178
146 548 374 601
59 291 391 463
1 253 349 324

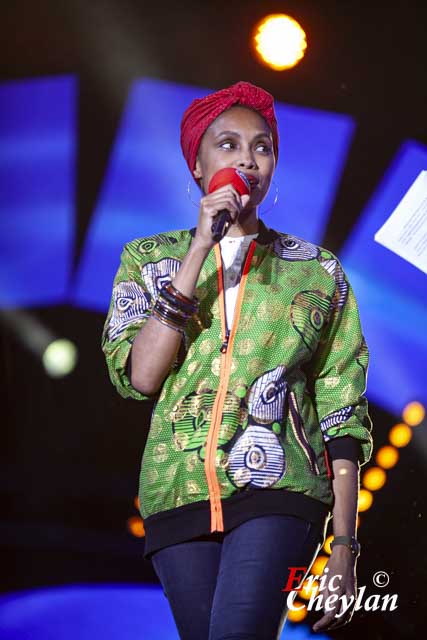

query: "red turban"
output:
180 80 279 179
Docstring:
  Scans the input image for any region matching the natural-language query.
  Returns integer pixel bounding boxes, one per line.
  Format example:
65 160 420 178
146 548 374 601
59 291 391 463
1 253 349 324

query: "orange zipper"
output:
204 239 257 532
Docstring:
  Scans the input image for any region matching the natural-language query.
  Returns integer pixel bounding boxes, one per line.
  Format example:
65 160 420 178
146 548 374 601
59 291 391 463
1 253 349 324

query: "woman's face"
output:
193 106 276 207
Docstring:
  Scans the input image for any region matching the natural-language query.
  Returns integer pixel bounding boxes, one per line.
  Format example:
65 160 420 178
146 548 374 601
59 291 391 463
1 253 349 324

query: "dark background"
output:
1 1 426 637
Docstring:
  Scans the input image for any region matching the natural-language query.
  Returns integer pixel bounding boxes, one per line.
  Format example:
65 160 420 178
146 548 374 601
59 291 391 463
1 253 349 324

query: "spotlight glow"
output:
358 489 374 512
127 516 145 538
299 578 319 601
42 339 78 377
311 555 328 576
323 534 334 555
253 14 307 71
376 445 399 469
389 423 413 448
362 466 387 491
402 401 425 426
287 601 307 622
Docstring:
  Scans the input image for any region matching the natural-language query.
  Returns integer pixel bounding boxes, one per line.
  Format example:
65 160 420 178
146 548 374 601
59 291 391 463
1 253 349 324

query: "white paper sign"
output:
374 170 427 274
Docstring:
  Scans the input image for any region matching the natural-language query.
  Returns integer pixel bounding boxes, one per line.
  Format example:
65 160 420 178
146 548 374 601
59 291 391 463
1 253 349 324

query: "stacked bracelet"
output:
163 283 199 314
150 282 199 334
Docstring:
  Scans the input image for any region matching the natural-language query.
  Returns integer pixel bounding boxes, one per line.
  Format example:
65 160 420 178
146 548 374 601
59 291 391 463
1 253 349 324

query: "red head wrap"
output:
180 80 279 180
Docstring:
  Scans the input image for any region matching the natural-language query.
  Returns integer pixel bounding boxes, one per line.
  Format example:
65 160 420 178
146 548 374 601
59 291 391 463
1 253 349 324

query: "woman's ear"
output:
193 157 202 180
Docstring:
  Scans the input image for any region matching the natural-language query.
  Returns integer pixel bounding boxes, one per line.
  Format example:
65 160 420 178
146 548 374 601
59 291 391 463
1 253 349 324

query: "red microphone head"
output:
207 168 251 196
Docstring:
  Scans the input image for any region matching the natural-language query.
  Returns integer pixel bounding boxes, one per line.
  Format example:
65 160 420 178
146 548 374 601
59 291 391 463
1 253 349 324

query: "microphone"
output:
208 168 251 242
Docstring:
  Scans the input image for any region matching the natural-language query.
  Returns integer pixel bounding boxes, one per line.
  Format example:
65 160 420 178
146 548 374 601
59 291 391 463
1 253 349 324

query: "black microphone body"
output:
211 210 232 242
207 168 252 242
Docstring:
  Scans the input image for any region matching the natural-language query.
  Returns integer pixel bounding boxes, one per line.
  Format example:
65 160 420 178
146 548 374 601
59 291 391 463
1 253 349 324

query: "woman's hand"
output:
193 183 250 251
312 546 357 633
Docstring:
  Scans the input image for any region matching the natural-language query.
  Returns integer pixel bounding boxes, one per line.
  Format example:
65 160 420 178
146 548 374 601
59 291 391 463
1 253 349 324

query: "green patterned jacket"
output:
101 221 373 545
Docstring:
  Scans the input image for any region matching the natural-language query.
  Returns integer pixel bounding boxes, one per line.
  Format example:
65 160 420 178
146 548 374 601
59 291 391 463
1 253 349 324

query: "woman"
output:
101 81 373 639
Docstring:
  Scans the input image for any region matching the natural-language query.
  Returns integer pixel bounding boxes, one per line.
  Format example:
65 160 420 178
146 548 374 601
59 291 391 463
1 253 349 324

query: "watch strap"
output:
330 535 361 557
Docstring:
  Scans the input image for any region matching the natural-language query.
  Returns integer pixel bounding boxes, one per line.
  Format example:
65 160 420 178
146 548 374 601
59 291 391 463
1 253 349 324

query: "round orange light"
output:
358 488 373 512
299 578 320 601
134 495 140 510
311 555 329 576
323 534 334 555
363 466 387 491
287 601 308 622
253 14 307 71
127 516 145 538
376 445 399 469
402 401 425 426
389 423 412 448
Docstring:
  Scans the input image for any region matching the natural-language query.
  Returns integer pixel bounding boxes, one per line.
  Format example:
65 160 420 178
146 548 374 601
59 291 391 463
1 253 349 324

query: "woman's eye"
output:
220 141 235 150
256 143 272 153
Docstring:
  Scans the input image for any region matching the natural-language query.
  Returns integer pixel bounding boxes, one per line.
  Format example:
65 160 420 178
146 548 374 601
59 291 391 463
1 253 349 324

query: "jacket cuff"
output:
326 436 360 464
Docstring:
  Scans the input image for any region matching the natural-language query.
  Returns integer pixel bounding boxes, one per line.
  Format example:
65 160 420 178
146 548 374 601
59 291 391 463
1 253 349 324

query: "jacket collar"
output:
189 218 279 246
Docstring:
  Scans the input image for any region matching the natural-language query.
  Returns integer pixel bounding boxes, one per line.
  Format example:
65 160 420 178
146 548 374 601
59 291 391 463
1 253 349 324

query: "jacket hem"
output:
141 488 331 561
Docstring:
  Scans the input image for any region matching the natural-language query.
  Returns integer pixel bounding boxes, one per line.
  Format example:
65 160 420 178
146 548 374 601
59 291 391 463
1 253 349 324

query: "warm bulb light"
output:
299 578 320 601
127 516 145 538
311 555 329 576
376 445 399 469
389 423 412 448
358 488 373 512
323 535 334 555
253 14 307 70
363 466 387 491
402 401 425 426
287 602 308 622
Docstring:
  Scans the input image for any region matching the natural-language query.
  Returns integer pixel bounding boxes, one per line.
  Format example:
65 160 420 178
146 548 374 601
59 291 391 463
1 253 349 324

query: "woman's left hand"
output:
312 545 357 633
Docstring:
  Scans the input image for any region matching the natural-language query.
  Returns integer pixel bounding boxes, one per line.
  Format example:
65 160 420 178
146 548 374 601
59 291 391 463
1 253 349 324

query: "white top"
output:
219 233 258 330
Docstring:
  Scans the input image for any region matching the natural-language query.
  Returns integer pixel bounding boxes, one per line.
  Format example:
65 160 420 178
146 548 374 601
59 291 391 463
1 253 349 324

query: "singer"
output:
101 81 373 638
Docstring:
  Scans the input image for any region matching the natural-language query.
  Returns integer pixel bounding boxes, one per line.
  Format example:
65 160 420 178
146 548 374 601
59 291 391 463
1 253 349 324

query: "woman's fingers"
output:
193 184 247 249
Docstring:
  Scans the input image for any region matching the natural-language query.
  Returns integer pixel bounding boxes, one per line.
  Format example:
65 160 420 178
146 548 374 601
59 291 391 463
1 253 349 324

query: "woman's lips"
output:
245 174 259 188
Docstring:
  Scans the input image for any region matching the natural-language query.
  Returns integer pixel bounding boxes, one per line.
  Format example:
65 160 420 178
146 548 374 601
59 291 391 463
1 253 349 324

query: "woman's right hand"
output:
193 184 250 251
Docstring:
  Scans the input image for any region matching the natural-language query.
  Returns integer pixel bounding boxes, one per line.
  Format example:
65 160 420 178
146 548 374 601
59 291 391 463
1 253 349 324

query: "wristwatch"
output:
330 536 361 557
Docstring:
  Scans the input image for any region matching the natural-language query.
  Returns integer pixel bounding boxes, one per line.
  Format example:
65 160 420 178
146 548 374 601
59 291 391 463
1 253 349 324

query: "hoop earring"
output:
187 179 202 208
260 180 279 216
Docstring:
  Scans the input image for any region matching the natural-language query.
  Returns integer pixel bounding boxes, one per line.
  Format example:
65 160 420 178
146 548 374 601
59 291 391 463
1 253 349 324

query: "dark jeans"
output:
151 514 327 640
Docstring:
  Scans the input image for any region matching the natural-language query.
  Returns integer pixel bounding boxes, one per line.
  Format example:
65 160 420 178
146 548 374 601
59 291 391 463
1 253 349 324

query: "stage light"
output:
376 445 399 469
358 489 373 512
362 466 387 491
134 495 140 510
127 516 145 538
402 401 425 426
299 578 319 601
323 534 333 555
1 309 78 378
42 339 78 378
311 555 328 576
287 602 307 622
389 423 412 447
253 14 307 71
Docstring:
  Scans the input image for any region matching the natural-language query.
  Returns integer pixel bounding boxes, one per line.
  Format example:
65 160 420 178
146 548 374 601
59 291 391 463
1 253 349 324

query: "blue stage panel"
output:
0 76 76 307
0 584 330 639
340 140 427 414
71 78 355 311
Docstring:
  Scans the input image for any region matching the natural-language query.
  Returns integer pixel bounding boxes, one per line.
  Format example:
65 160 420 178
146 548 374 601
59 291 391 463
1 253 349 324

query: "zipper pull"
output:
220 330 230 353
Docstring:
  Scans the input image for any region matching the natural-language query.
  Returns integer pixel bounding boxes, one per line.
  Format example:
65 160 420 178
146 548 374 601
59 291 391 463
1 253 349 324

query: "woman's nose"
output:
237 153 257 169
